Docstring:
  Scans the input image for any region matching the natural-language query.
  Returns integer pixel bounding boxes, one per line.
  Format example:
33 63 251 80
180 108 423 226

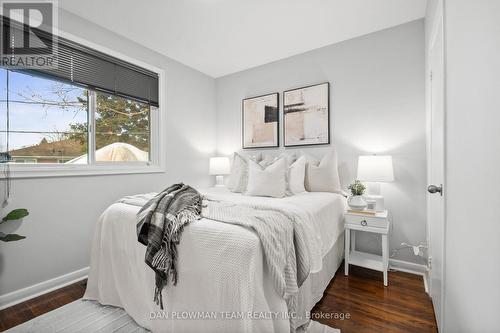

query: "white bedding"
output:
84 188 346 333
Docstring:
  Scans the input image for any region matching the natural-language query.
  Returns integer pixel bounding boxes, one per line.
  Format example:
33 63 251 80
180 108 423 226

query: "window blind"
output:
1 17 159 107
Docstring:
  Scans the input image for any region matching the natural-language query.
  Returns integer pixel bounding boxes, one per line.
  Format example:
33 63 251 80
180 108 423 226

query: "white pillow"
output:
304 150 341 193
259 154 276 168
287 155 306 194
258 152 305 195
227 153 248 192
246 157 287 198
227 152 262 193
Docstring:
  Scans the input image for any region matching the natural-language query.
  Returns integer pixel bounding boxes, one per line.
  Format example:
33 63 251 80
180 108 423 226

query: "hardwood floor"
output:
0 280 87 332
0 264 437 332
312 264 438 333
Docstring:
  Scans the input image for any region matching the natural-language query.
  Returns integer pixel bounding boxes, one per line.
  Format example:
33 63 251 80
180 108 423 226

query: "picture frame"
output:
242 92 279 149
283 82 330 147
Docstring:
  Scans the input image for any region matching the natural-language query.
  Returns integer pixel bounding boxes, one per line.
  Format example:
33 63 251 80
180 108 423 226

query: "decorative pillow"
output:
287 155 306 194
246 157 287 198
227 153 247 192
258 152 304 195
259 154 277 168
304 150 341 193
227 152 262 193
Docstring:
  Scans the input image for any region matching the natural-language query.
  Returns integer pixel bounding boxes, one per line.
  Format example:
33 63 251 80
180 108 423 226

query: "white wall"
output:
441 1 500 331
215 20 426 264
0 15 429 304
0 9 217 297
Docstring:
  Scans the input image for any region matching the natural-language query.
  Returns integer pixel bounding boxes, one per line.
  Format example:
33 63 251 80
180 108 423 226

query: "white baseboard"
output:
389 258 429 294
0 259 429 310
389 258 427 274
0 267 89 310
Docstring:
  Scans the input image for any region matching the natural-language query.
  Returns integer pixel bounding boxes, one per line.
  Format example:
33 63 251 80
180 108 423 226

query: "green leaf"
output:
2 209 29 222
0 233 26 242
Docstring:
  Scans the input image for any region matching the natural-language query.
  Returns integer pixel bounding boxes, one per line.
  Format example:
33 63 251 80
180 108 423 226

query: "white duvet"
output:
84 188 346 333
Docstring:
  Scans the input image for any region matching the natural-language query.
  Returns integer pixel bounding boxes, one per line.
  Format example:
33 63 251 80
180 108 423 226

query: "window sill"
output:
1 163 165 179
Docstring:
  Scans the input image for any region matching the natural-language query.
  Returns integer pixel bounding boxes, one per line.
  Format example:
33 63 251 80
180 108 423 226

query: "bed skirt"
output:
295 232 344 328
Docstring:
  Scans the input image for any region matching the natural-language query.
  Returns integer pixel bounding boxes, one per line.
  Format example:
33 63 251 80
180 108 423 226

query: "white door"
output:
428 8 445 332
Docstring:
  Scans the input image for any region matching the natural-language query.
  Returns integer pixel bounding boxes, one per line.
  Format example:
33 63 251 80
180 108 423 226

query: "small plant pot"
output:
348 195 367 210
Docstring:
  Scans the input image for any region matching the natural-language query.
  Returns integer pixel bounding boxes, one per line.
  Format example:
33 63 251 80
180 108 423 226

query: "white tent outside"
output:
66 142 148 164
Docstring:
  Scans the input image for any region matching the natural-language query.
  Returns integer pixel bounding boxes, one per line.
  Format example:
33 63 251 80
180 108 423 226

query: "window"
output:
1 69 153 165
1 69 88 164
0 22 162 177
94 92 150 162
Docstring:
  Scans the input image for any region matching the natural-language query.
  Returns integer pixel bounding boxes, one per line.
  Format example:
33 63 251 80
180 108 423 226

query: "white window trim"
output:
1 29 166 179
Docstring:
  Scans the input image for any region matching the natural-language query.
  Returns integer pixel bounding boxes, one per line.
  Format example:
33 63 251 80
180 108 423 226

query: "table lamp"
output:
357 155 394 211
209 156 230 187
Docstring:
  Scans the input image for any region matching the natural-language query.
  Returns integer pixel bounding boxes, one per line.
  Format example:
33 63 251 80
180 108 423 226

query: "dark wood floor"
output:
0 280 87 332
0 264 437 332
312 265 437 333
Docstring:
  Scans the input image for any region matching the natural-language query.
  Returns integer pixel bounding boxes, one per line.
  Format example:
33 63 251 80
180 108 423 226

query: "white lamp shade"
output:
357 155 394 182
209 157 230 175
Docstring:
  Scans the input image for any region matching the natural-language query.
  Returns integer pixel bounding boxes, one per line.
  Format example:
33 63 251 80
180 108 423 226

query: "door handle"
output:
428 184 443 196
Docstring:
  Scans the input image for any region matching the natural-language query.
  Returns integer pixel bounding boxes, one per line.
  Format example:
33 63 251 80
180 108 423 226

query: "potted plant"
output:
1 154 29 242
347 180 367 210
0 208 29 242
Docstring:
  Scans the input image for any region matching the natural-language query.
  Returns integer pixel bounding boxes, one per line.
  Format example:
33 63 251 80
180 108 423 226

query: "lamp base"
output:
215 175 225 187
364 194 385 211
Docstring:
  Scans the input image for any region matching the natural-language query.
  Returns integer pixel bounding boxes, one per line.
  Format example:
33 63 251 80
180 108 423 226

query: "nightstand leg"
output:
345 229 350 276
351 229 356 252
382 234 388 286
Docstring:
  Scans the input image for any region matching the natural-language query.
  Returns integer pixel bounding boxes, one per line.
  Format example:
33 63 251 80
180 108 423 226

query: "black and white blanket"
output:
134 183 202 309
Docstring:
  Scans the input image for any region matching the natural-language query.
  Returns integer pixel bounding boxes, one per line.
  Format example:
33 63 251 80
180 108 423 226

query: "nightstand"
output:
344 210 390 286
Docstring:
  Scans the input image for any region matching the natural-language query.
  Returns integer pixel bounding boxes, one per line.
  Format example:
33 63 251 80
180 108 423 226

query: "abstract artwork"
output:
283 82 330 147
242 93 279 148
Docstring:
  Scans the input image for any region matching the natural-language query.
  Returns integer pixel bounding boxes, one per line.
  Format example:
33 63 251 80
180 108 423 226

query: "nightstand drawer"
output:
345 214 388 228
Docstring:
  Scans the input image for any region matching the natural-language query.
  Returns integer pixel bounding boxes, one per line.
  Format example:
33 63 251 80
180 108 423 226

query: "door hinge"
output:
430 71 433 81
428 256 432 270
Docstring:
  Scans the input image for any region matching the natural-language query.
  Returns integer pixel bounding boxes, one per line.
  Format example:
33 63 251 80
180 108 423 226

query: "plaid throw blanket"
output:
136 183 202 309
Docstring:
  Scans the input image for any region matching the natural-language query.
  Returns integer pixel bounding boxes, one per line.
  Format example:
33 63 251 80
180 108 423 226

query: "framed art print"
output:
283 82 330 147
242 93 279 149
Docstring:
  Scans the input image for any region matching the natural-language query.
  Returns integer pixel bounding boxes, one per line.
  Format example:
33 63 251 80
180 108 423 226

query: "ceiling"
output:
59 0 426 78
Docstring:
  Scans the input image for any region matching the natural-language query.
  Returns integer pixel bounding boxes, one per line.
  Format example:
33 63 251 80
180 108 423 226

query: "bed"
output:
83 187 347 333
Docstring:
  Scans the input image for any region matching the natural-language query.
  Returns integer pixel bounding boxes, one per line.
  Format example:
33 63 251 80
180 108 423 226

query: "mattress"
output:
84 188 346 333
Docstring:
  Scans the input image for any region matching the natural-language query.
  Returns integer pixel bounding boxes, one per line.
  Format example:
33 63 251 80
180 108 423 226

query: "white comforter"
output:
84 188 346 333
